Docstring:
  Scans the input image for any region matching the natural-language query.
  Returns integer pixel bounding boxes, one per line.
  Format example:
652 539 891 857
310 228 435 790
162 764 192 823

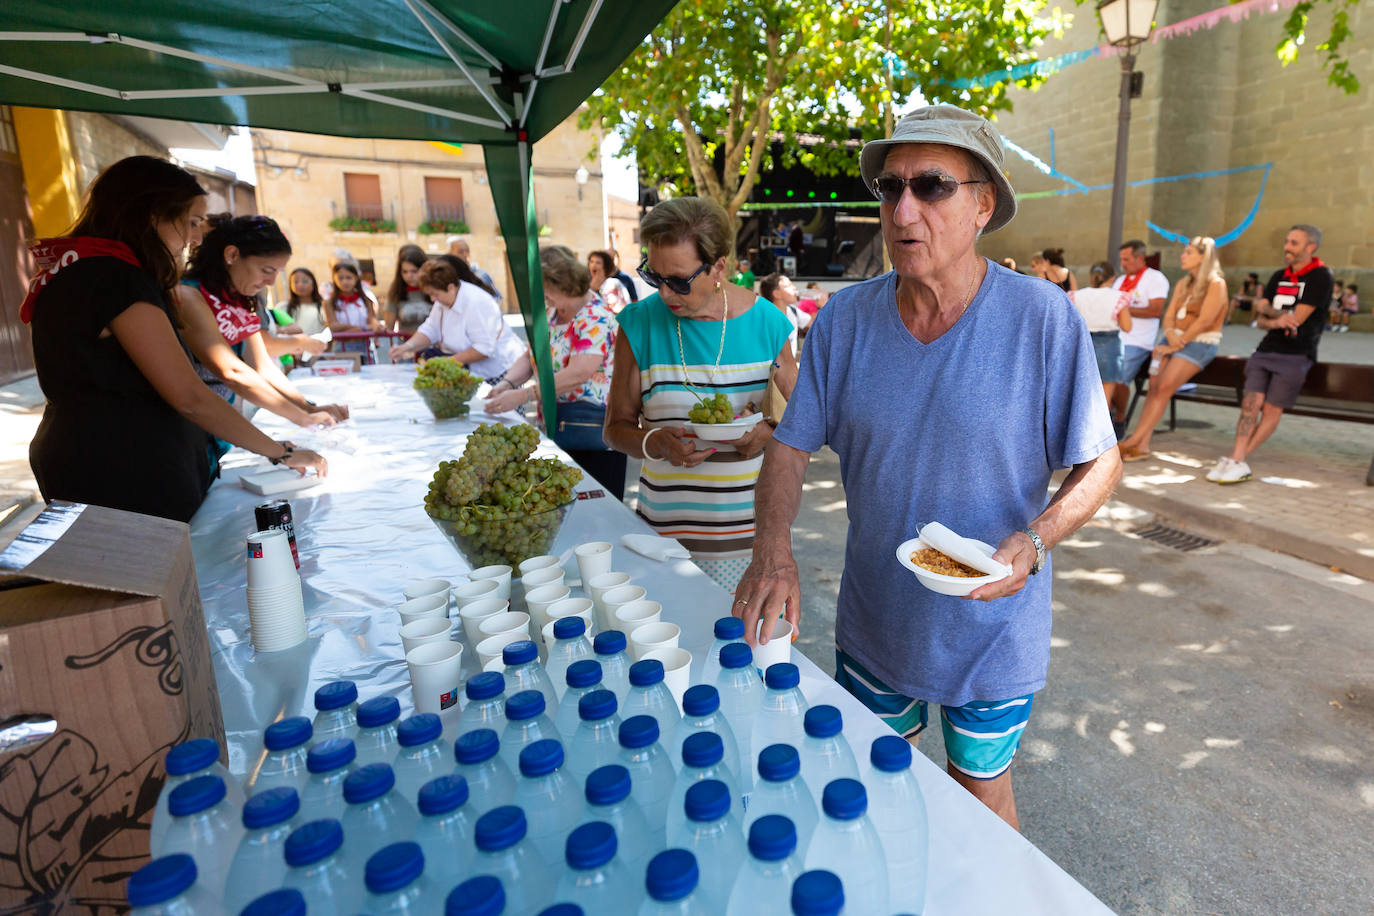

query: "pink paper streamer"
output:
1097 0 1303 57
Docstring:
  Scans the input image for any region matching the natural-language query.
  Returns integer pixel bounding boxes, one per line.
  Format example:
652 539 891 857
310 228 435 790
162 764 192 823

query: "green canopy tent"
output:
0 1 676 430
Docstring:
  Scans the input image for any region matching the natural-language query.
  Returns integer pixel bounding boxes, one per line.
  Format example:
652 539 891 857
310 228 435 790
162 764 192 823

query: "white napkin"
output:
621 533 691 562
918 522 1012 579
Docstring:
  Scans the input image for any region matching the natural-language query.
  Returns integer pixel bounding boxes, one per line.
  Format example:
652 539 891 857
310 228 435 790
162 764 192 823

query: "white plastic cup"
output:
460 597 510 646
246 530 297 589
518 554 561 578
753 618 794 672
406 641 464 715
398 593 450 628
574 541 613 584
476 631 526 669
629 621 680 662
614 599 662 635
525 583 572 631
477 611 533 641
248 581 307 652
469 565 513 601
454 578 502 610
403 578 452 603
482 656 506 673
643 647 692 711
600 585 647 634
588 572 632 625
545 597 595 640
400 617 452 655
521 565 566 593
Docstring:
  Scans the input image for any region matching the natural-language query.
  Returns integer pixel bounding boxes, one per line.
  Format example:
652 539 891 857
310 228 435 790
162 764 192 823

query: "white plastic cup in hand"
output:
406 641 464 715
546 597 595 640
525 583 572 631
459 597 510 646
614 599 662 635
477 611 532 642
246 530 297 589
398 593 450 627
520 565 566 593
601 585 647 634
574 541 613 583
518 554 561 578
643 647 692 711
403 578 451 603
588 572 631 626
629 621 681 662
476 631 526 669
454 578 502 611
469 565 513 601
754 618 794 672
400 617 452 654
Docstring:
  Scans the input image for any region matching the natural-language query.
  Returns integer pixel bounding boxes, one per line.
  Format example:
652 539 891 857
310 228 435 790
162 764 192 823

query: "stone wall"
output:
64 112 163 191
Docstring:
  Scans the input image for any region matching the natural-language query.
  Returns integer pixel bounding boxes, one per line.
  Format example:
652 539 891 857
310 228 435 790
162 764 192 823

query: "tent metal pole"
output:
563 0 606 73
534 0 565 76
122 77 503 101
0 64 121 98
404 0 502 69
109 34 319 86
0 31 111 42
402 0 512 127
340 87 507 130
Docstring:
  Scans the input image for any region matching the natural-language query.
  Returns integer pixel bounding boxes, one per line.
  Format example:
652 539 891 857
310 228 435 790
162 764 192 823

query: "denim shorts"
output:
1090 332 1124 384
1121 344 1153 384
1172 340 1218 370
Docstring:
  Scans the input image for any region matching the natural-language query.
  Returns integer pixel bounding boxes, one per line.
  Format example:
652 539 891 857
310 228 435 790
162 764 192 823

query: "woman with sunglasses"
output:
605 197 798 592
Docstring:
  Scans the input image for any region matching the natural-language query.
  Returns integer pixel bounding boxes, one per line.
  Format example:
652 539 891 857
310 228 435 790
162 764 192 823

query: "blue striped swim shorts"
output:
834 648 1034 780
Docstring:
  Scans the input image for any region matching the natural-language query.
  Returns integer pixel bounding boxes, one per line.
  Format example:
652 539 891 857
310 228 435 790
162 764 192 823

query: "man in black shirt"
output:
1208 224 1333 484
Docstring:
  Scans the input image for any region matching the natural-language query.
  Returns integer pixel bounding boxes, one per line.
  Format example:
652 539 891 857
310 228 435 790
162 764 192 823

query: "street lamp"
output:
575 165 589 201
1098 0 1158 267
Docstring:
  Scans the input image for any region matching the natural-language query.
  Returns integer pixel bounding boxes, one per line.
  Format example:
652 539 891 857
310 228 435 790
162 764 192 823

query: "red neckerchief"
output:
200 283 262 345
1283 256 1324 283
335 291 363 305
21 237 142 323
405 285 422 293
1116 267 1147 294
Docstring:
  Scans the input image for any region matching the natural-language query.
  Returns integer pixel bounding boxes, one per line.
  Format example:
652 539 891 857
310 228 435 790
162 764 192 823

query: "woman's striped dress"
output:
616 293 793 591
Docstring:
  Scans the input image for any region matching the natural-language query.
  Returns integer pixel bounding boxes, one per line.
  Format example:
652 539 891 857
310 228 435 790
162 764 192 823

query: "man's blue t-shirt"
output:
773 261 1115 706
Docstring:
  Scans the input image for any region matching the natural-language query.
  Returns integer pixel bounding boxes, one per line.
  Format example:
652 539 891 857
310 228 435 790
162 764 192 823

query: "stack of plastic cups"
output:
246 529 307 651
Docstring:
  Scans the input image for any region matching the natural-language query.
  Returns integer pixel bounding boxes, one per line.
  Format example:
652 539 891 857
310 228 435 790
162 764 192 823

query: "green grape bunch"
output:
442 423 539 504
413 357 481 419
688 392 735 424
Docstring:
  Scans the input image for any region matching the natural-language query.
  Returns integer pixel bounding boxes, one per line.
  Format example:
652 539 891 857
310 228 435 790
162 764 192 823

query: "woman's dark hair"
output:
1042 248 1066 268
387 244 432 307
287 267 322 317
588 250 617 278
68 155 206 314
187 214 292 296
419 254 497 298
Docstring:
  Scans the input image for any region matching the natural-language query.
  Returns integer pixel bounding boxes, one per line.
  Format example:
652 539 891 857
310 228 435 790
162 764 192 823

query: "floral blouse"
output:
547 293 617 407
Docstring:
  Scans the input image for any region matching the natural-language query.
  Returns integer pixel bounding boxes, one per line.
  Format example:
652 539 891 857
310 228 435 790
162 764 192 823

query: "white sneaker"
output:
1205 457 1233 482
1216 459 1252 484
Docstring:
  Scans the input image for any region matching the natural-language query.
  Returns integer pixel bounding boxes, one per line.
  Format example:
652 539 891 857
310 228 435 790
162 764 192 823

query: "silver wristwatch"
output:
1020 526 1046 575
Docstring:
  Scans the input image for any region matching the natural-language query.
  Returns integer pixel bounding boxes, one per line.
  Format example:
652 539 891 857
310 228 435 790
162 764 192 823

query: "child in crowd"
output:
1334 283 1358 333
283 267 327 335
1327 281 1345 331
324 260 381 356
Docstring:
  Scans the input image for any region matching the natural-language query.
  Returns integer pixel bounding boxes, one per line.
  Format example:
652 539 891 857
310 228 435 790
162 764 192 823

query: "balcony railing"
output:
423 200 466 223
345 201 386 221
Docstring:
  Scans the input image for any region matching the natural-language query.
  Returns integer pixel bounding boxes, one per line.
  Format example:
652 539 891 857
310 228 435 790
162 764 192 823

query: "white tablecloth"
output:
191 365 1110 915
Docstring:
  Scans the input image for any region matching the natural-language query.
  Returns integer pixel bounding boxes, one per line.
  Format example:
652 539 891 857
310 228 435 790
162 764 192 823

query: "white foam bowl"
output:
896 536 1005 597
686 412 764 442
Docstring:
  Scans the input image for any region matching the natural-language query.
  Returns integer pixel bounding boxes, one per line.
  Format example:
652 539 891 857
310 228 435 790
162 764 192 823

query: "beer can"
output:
254 499 299 568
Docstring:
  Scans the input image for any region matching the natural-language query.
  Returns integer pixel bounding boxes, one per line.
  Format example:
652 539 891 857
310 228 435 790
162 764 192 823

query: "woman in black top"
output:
25 156 327 523
1041 248 1078 292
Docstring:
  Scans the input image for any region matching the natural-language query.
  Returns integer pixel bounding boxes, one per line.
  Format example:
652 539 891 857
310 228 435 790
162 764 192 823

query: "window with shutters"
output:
343 173 383 220
423 177 464 224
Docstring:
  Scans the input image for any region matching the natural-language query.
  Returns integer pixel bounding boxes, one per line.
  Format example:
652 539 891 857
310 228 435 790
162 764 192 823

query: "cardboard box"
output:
0 503 224 914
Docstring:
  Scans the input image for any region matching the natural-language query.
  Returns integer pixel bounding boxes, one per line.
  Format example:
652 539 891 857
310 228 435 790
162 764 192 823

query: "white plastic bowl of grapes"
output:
685 393 765 441
413 357 481 419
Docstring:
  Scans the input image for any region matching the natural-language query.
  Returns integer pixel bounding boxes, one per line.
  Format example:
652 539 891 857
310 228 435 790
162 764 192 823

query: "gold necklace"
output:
950 261 981 325
675 282 729 396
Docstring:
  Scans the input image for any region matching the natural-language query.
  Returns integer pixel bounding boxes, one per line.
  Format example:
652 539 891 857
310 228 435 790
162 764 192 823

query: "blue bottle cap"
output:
241 786 300 829
454 728 500 765
803 705 842 740
506 689 546 721
313 680 357 711
537 906 584 916
418 774 469 816
683 778 730 823
714 616 745 640
356 695 401 729
645 848 699 902
585 764 633 806
306 737 356 774
791 869 845 916
364 841 424 895
126 854 197 906
263 716 312 751
618 715 659 749
466 671 505 702
870 734 914 772
566 659 602 689
518 738 565 777
447 875 505 916
748 814 798 862
718 642 753 670
757 744 800 783
629 659 664 687
502 640 538 666
593 629 627 655
764 662 800 690
342 762 396 805
682 685 720 717
397 713 443 747
681 732 723 769
239 887 306 916
820 778 868 820
474 805 527 852
553 616 586 639
167 774 226 816
164 737 220 776
565 820 618 870
578 688 617 722
283 818 343 867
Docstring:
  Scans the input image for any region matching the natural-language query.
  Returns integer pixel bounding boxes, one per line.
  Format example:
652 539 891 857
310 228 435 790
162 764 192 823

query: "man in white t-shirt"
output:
1109 239 1169 427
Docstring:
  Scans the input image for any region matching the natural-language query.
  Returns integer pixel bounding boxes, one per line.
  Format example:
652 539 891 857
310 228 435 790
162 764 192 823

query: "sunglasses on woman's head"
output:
637 259 710 296
871 171 986 205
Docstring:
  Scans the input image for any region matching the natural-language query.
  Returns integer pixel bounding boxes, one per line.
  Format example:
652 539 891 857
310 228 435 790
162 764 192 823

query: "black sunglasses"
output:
637 259 710 296
872 171 986 205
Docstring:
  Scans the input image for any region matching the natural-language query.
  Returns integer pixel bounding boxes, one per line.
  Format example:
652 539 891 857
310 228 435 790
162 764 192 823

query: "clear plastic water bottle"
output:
538 905 586 916
364 841 434 913
153 738 243 855
282 819 353 916
312 680 359 746
584 764 654 878
671 779 745 908
503 640 558 712
593 630 633 704
555 820 638 915
667 732 741 843
340 763 419 868
238 887 306 916
460 671 508 740
126 853 224 915
557 659 604 739
248 717 313 796
454 728 517 817
546 617 596 700
445 874 506 916
756 663 809 752
713 644 763 776
566 688 623 785
617 714 676 843
392 713 452 804
222 787 301 913
798 706 858 809
472 805 554 914
702 617 746 688
727 814 804 916
680 685 747 798
804 779 887 914
354 696 402 767
746 745 817 849
512 738 582 863
300 737 356 822
414 774 474 893
639 848 709 915
790 869 844 916
866 736 928 914
158 774 244 900
501 689 559 775
623 659 681 764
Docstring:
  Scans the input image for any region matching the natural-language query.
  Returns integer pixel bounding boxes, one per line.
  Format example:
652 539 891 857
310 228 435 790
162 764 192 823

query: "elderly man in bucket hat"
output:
733 105 1122 830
